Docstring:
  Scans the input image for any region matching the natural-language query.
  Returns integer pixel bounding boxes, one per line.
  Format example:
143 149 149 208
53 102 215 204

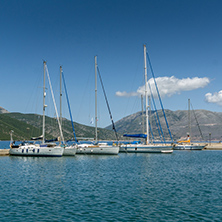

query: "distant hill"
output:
0 112 121 141
2 109 222 142
0 114 41 140
0 107 9 114
106 109 222 141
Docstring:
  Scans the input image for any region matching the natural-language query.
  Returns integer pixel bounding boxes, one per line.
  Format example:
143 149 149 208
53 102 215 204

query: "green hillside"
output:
0 114 41 140
0 112 120 141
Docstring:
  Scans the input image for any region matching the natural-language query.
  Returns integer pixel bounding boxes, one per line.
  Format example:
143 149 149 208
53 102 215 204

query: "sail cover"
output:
123 133 147 138
31 135 43 140
45 138 58 143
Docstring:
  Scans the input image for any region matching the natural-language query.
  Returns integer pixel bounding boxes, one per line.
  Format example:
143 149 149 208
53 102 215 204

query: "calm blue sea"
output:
1 141 222 221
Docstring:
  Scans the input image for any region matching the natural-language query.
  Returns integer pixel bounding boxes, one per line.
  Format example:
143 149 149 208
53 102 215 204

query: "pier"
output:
0 149 9 156
204 143 222 150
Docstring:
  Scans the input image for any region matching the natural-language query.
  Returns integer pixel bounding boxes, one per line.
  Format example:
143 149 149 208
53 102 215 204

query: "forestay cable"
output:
97 67 119 142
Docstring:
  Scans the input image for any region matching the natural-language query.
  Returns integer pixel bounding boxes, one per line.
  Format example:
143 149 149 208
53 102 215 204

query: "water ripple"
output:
1 151 222 221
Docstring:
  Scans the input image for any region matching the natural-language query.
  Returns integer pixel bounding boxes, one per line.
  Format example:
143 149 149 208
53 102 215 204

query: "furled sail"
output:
123 133 147 138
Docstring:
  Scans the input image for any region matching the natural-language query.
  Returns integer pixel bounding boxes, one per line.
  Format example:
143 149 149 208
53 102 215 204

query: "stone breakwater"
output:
0 149 9 156
204 143 222 150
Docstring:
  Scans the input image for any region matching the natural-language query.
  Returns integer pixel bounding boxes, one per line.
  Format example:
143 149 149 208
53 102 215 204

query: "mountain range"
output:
106 109 222 141
1 106 222 141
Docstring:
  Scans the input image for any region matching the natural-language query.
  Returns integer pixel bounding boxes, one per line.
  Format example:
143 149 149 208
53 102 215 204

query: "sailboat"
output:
120 45 173 153
59 66 77 156
9 61 64 157
76 56 119 155
174 99 205 150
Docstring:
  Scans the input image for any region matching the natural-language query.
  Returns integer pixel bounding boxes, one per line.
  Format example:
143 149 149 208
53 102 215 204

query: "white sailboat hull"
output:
63 146 77 156
174 144 205 150
9 144 64 157
76 144 119 155
120 144 173 153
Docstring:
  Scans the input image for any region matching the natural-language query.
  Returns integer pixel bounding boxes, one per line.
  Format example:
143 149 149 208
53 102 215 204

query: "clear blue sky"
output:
1 0 222 127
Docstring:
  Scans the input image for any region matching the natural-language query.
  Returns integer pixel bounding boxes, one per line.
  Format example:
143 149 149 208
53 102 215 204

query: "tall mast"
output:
144 45 149 144
188 98 191 143
95 56 98 143
60 66 62 129
148 95 152 143
45 63 64 143
141 95 144 134
42 61 47 143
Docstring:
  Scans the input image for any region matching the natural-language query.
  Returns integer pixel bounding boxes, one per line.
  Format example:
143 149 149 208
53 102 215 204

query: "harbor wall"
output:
0 149 9 156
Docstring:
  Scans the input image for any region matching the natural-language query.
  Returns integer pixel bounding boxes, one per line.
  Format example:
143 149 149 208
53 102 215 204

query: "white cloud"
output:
205 90 222 105
116 76 210 98
115 91 138 97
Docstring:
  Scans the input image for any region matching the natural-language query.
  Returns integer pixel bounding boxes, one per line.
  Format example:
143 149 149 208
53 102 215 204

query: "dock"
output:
0 149 10 156
204 143 222 150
